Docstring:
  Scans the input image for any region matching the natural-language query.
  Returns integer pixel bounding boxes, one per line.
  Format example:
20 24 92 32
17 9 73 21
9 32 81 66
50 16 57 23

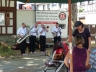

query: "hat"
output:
74 21 83 27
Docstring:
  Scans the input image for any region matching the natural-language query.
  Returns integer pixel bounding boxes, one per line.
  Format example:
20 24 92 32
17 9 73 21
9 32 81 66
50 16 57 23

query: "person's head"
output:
56 22 59 28
54 41 63 50
22 22 26 28
35 22 38 28
74 35 85 46
74 21 84 30
41 24 45 28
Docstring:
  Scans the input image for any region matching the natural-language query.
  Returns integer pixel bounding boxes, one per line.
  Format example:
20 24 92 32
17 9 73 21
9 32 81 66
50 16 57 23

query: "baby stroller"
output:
44 41 69 72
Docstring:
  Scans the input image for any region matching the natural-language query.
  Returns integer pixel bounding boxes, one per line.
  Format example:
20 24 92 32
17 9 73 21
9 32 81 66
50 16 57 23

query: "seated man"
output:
87 48 96 72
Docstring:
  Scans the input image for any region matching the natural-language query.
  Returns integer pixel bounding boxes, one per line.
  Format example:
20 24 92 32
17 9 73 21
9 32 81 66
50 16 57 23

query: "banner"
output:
36 11 68 24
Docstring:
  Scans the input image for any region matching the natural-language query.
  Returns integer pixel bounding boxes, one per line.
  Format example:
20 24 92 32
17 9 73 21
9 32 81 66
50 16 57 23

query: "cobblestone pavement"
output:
0 49 67 72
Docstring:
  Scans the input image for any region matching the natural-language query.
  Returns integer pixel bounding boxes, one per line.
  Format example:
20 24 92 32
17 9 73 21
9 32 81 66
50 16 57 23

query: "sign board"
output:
36 11 68 38
36 11 68 24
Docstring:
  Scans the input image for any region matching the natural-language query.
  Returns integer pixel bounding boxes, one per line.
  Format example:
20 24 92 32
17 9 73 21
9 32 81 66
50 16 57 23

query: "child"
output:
53 41 64 60
64 35 90 72
52 41 69 60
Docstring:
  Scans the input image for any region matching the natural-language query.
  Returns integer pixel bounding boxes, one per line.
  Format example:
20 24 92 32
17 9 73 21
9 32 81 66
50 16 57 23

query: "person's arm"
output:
64 51 70 68
58 27 62 34
31 27 37 33
38 28 40 34
36 28 38 33
85 50 90 67
29 28 35 36
38 28 43 34
66 29 77 42
51 28 54 33
45 28 48 32
86 28 91 52
51 27 55 34
66 36 73 42
40 29 44 34
88 37 91 52
86 50 94 70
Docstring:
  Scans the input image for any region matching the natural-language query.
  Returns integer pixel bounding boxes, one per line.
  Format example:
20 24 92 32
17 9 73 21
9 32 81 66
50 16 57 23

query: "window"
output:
88 1 93 5
64 8 68 11
43 5 45 10
47 4 50 10
80 2 85 6
31 4 35 10
48 8 50 10
59 3 61 8
52 3 57 6
59 24 66 29
19 4 24 9
0 13 5 25
47 4 50 9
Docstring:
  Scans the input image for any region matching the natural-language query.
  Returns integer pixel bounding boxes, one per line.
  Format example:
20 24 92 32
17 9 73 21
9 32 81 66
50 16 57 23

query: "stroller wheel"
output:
44 70 46 72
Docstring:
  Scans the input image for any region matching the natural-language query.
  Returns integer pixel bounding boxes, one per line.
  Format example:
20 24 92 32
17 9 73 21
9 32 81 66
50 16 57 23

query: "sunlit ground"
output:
0 48 53 72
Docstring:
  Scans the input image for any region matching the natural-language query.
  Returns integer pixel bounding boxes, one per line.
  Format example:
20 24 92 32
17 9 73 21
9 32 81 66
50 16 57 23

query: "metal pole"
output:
34 3 36 23
68 0 73 72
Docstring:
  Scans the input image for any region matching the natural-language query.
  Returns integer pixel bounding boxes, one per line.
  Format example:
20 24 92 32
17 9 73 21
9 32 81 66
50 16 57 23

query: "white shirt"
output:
38 27 47 36
51 26 61 36
17 26 27 37
29 26 38 36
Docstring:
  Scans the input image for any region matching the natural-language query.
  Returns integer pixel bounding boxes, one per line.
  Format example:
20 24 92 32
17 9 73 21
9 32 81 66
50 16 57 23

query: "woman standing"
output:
67 21 91 52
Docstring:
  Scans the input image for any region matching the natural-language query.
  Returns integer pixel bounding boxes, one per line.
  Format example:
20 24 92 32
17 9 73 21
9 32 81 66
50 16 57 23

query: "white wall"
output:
78 13 96 24
17 10 35 30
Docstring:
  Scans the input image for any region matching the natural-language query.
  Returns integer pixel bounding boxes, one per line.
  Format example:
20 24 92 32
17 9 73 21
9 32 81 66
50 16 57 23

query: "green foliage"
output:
0 45 14 57
26 25 30 29
79 7 84 13
79 9 84 12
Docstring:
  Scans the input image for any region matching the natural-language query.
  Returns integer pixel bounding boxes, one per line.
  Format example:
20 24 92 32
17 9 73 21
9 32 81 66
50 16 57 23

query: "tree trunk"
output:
71 3 77 31
71 3 77 47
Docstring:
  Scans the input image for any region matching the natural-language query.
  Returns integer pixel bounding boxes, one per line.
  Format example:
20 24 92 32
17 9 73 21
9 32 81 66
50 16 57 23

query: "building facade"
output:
17 1 35 10
35 1 96 25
